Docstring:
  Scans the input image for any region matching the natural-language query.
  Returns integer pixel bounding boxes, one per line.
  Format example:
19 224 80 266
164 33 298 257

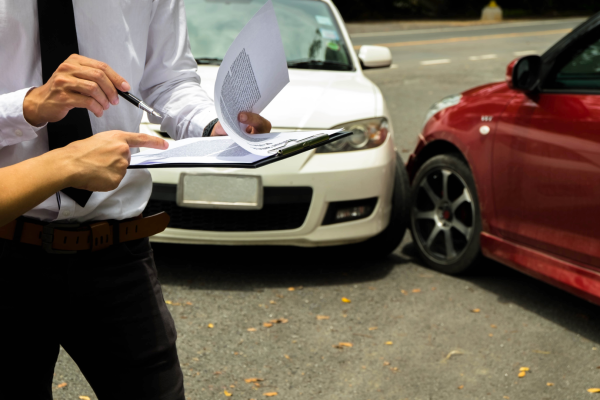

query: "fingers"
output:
73 66 119 105
121 133 169 150
75 54 131 92
239 112 272 134
65 92 106 118
69 78 111 110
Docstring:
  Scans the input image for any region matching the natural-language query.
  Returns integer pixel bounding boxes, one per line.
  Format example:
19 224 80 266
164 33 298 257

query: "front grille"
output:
144 184 312 232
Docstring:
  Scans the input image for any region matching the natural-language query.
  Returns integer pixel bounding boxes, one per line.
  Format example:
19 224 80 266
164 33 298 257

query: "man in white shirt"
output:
0 1 271 399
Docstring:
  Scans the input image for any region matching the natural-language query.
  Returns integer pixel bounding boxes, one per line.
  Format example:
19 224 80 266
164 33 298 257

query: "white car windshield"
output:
185 0 354 71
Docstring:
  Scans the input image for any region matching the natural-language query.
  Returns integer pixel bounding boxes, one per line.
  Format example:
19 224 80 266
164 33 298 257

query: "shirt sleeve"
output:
0 88 46 148
138 0 217 140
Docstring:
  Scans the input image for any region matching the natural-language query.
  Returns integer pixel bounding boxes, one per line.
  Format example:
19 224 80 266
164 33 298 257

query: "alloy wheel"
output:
412 168 475 264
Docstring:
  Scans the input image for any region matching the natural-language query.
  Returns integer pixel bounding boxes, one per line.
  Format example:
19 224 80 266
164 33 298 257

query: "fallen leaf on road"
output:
165 300 172 304
412 288 421 293
368 327 378 331
471 308 481 313
341 297 351 303
263 323 273 328
588 388 600 393
224 389 232 397
518 371 526 378
79 397 90 400
284 355 290 359
230 385 235 388
264 392 278 397
269 300 276 304
333 342 353 349
390 367 398 372
255 383 261 387
185 301 193 306
288 287 295 291
57 383 67 389
247 328 257 332
431 287 436 290
488 334 493 337
547 382 554 386
519 367 530 372
172 302 181 306
316 315 330 320
208 323 214 328
245 378 264 383
443 349 463 362
401 290 407 295
385 341 393 345
490 324 497 328
270 318 288 324
383 361 390 366
458 385 464 389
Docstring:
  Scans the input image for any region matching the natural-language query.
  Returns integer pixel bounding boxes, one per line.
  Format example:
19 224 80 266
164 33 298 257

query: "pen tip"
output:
152 111 163 118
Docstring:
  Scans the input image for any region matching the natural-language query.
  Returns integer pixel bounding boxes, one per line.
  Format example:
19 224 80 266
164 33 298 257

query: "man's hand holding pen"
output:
23 54 129 127
22 54 272 136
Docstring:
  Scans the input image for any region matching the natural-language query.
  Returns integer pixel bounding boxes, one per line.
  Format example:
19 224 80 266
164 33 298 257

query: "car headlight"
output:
316 117 389 154
422 94 462 129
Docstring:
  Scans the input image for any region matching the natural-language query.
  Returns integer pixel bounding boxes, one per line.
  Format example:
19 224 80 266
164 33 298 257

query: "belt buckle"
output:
41 222 81 254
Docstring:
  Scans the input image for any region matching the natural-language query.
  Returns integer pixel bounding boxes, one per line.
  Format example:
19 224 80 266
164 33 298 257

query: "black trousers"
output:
0 237 185 400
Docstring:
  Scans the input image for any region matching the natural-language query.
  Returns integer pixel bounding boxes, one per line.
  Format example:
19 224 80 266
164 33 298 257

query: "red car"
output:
406 12 600 306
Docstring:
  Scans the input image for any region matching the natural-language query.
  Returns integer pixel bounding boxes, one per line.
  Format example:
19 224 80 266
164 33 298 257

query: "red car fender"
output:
410 82 517 235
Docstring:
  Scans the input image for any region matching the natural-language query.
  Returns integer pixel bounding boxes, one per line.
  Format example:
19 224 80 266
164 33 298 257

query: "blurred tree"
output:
332 0 597 20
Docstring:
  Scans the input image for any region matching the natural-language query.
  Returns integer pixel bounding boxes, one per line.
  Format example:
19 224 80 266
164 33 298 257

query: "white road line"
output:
469 54 498 60
421 59 451 65
514 50 539 56
349 18 585 38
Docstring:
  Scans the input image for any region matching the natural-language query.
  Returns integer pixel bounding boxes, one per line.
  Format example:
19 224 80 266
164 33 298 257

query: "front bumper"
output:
141 128 397 247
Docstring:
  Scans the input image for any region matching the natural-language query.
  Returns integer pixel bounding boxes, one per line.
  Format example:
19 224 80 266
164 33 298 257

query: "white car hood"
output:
196 65 378 129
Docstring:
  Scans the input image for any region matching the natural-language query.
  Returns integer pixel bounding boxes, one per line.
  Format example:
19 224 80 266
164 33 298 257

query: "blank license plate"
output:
177 173 263 210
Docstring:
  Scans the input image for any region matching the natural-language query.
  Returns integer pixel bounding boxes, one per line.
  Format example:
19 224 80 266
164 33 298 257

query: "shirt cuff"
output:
0 87 45 147
190 106 218 137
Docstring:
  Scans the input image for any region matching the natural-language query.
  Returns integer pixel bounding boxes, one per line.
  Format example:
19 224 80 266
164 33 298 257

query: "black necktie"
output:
37 0 93 207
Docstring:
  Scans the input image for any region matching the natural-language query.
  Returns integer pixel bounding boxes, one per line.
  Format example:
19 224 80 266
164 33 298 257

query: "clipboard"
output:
128 130 352 169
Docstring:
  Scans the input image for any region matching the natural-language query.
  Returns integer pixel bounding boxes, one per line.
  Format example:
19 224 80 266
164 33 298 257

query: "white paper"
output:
130 137 264 166
214 0 338 156
129 129 342 166
131 0 344 167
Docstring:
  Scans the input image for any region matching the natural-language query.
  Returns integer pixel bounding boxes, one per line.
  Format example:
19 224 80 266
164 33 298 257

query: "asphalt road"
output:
50 18 600 400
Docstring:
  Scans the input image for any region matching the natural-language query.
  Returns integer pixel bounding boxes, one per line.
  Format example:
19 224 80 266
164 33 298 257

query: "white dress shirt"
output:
0 0 217 222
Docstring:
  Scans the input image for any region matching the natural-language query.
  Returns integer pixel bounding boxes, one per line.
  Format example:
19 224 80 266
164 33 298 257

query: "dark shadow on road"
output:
400 241 600 344
153 243 405 292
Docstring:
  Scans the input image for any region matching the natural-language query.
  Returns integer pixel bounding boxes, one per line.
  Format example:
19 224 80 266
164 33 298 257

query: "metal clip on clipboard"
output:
275 134 329 156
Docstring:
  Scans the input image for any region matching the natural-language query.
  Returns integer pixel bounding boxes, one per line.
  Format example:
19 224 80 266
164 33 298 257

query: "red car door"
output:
492 35 600 270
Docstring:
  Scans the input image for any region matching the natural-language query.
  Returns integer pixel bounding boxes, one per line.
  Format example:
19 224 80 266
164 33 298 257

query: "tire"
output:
356 153 410 259
409 153 481 274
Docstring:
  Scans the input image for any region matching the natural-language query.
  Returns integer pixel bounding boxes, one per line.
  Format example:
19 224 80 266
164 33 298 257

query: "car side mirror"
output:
506 55 542 91
358 45 392 69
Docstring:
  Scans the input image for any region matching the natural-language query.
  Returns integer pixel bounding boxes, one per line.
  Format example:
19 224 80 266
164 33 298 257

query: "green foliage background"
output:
332 0 597 21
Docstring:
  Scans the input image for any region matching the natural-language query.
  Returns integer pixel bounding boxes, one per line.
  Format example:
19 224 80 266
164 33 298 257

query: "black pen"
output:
117 89 163 118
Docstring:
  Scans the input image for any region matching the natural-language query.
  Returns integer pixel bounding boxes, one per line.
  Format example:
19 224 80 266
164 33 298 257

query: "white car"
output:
139 0 409 257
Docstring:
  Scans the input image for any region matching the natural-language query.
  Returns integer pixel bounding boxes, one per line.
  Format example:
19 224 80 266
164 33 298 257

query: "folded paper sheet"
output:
131 0 342 167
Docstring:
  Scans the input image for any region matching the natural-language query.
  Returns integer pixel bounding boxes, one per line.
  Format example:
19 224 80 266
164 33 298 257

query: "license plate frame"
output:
176 173 263 210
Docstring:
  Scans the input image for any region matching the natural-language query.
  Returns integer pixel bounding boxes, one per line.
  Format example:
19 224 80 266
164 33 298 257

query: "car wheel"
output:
356 153 410 259
410 154 481 274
